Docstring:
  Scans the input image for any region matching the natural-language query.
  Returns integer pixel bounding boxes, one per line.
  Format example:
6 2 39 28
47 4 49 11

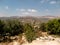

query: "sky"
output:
0 0 60 17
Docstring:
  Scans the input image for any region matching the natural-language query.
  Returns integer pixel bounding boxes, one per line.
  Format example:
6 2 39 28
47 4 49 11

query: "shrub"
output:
24 24 36 42
0 19 24 42
39 23 46 32
46 19 60 35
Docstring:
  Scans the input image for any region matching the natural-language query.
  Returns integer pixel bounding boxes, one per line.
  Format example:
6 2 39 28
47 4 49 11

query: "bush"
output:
46 19 60 35
39 23 46 32
7 20 24 36
0 19 24 42
24 24 36 42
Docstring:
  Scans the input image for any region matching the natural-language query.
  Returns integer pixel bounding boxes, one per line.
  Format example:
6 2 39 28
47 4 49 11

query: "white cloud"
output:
16 8 25 12
16 8 37 12
31 9 37 12
27 9 37 12
16 8 38 16
22 9 37 15
20 11 39 16
16 8 20 11
40 0 50 3
5 6 8 10
40 0 45 3
22 12 29 15
49 1 57 4
28 9 32 12
20 9 25 12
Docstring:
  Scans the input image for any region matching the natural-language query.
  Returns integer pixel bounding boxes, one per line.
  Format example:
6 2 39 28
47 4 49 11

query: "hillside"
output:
0 16 57 23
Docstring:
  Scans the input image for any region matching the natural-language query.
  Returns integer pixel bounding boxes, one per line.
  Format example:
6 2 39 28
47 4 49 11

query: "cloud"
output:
16 9 38 16
16 8 20 11
28 9 37 12
20 9 25 12
16 9 37 12
40 0 57 4
16 8 38 16
16 8 26 12
22 12 29 15
40 0 45 3
49 1 57 4
5 6 8 10
31 9 37 12
40 0 50 3
21 9 37 15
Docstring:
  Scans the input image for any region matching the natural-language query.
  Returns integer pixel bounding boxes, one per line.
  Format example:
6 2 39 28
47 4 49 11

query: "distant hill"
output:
0 16 58 23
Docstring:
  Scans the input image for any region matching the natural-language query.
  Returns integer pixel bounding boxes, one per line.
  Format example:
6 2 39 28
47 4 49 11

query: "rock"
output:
36 38 40 40
39 37 45 40
12 41 20 45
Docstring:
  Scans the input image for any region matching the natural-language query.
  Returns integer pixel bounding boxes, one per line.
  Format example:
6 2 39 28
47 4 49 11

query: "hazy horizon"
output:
0 0 60 17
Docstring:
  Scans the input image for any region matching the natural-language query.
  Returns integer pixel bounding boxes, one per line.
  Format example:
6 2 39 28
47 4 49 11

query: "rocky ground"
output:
22 36 60 45
0 35 60 45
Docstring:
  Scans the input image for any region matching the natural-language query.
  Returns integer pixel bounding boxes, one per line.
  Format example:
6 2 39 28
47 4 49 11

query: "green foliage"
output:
40 23 46 32
39 19 60 35
0 20 5 36
46 19 60 35
1 18 60 42
24 24 36 42
0 19 24 42
7 20 24 36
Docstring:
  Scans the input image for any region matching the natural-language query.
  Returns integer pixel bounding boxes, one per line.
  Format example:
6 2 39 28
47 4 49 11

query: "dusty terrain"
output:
22 36 60 45
0 36 60 45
